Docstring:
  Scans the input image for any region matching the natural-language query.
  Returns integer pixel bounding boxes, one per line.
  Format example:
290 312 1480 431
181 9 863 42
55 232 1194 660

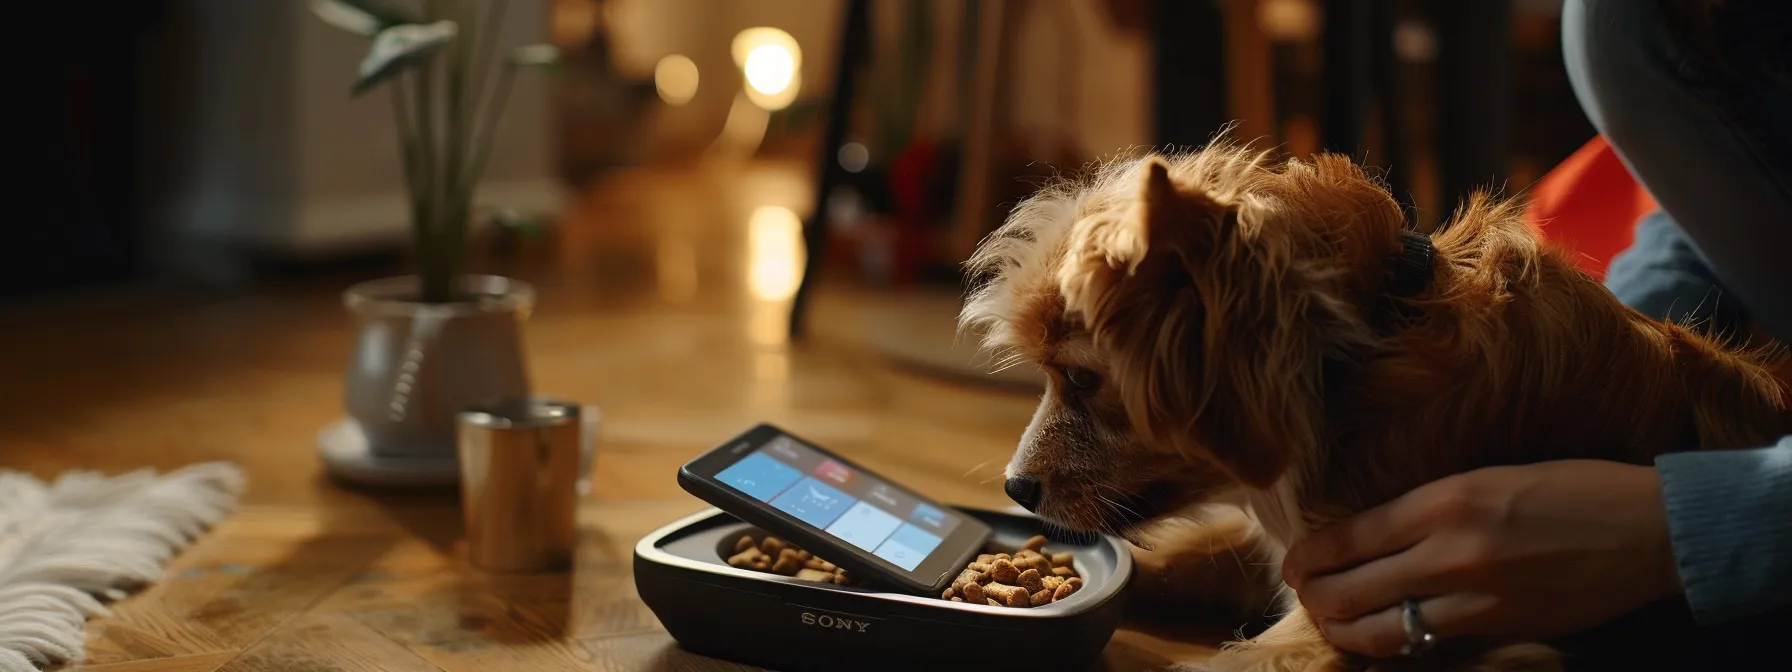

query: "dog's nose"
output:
1004 477 1042 511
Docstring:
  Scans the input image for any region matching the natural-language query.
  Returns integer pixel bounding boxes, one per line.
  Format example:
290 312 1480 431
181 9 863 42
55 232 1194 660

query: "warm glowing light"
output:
744 46 795 96
653 54 699 106
747 206 804 303
838 142 869 173
750 304 788 347
1394 21 1438 62
1259 0 1318 42
731 27 802 110
704 91 771 162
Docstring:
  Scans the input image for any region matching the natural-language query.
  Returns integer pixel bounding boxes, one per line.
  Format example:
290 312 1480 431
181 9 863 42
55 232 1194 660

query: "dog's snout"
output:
1004 477 1042 511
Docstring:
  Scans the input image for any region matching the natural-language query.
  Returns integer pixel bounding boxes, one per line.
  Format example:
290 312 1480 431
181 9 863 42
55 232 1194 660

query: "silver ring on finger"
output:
1400 598 1438 657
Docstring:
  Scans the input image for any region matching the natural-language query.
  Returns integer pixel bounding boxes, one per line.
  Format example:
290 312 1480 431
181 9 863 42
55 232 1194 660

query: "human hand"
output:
1280 460 1683 658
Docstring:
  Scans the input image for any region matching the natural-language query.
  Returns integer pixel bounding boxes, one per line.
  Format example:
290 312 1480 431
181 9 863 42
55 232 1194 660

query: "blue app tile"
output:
872 537 925 571
825 501 904 552
885 523 943 558
769 477 857 529
909 502 949 530
715 452 802 502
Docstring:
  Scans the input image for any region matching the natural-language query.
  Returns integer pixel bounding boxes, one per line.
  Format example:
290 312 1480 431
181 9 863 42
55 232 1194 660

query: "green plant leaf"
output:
489 209 548 239
353 20 459 97
507 43 562 70
309 0 421 36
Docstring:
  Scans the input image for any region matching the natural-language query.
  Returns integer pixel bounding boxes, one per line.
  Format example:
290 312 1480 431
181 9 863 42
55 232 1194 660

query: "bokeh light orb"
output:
654 54 700 106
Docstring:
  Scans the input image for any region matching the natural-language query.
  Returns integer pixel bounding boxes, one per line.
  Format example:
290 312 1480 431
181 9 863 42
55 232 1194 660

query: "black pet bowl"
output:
634 506 1134 672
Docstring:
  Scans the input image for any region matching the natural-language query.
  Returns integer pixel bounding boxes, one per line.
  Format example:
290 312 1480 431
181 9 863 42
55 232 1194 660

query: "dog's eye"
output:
1062 367 1102 393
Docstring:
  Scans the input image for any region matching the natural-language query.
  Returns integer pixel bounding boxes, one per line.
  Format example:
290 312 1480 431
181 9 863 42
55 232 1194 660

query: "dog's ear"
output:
1059 157 1310 489
1064 159 1233 282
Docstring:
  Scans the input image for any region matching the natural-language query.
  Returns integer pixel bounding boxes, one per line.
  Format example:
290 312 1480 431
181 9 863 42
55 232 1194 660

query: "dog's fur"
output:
958 139 1792 671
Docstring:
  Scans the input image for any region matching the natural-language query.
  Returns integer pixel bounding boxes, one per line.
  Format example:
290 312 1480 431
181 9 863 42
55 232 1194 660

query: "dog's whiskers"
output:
960 460 992 479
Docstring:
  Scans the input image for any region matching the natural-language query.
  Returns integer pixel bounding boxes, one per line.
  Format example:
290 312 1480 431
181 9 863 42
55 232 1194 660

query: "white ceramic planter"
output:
342 275 534 459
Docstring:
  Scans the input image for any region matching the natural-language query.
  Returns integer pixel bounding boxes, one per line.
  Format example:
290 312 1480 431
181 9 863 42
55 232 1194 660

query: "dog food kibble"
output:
727 534 877 588
989 558 1021 584
949 538 1085 609
726 546 768 569
952 567 988 591
726 532 1085 609
1052 577 1083 602
960 581 985 604
985 582 1030 607
1013 551 1051 575
772 548 805 574
759 536 787 554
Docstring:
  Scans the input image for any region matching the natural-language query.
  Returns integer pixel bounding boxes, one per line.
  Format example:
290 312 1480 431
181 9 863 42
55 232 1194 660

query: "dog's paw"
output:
1127 508 1277 618
1155 662 1214 672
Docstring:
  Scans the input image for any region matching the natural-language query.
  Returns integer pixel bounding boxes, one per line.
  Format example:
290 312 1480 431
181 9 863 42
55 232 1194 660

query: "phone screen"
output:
681 424 990 591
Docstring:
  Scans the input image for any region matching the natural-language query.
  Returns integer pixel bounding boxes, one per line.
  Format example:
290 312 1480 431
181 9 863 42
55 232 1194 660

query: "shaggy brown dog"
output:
958 141 1792 671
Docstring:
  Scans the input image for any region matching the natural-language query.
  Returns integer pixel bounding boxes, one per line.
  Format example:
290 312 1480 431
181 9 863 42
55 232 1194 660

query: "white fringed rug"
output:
0 462 244 671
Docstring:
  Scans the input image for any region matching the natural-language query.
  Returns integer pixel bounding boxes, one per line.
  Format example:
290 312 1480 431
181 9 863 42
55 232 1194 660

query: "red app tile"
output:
813 460 854 487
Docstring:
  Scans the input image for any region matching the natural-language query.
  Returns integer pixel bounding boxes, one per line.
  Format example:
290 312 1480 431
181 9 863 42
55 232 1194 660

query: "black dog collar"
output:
1386 229 1435 298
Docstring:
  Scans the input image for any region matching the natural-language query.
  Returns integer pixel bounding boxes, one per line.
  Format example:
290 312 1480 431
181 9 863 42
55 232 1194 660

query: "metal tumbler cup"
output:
457 397 583 573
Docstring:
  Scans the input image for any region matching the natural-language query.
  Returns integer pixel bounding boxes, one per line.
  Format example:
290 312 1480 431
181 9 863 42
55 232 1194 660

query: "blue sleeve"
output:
1655 436 1792 625
1564 0 1792 343
1603 210 1753 336
1608 213 1792 623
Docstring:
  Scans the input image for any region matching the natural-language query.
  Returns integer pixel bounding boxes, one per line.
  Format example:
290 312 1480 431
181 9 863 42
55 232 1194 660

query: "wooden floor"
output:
0 161 1237 671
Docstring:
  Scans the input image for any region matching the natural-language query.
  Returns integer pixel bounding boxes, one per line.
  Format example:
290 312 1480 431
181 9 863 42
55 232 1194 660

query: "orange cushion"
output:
1522 136 1658 279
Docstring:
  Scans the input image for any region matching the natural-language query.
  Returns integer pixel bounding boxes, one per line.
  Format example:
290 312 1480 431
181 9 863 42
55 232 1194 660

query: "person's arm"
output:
1603 211 1754 336
1655 435 1792 625
1564 0 1792 342
1279 437 1792 658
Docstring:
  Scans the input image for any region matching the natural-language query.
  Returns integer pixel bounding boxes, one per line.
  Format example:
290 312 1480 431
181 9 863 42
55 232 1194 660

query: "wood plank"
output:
81 520 393 664
216 613 441 672
573 631 763 672
69 652 234 672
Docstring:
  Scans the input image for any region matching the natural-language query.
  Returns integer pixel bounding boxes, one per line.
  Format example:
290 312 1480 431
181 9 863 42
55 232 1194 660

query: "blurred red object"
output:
888 138 945 286
1522 135 1658 279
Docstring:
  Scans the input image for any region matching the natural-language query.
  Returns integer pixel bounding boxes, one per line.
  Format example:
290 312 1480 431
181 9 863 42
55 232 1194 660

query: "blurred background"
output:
3 0 1598 505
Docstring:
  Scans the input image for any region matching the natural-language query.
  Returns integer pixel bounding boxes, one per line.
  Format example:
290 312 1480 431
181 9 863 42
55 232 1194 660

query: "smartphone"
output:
678 423 994 595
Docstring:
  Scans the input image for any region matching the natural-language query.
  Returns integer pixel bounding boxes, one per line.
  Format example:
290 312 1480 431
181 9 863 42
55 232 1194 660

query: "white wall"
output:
1007 0 1149 161
143 0 562 285
293 0 561 254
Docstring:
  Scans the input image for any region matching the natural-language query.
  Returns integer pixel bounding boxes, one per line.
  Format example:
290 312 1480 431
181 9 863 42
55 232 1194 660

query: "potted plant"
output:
310 0 558 484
